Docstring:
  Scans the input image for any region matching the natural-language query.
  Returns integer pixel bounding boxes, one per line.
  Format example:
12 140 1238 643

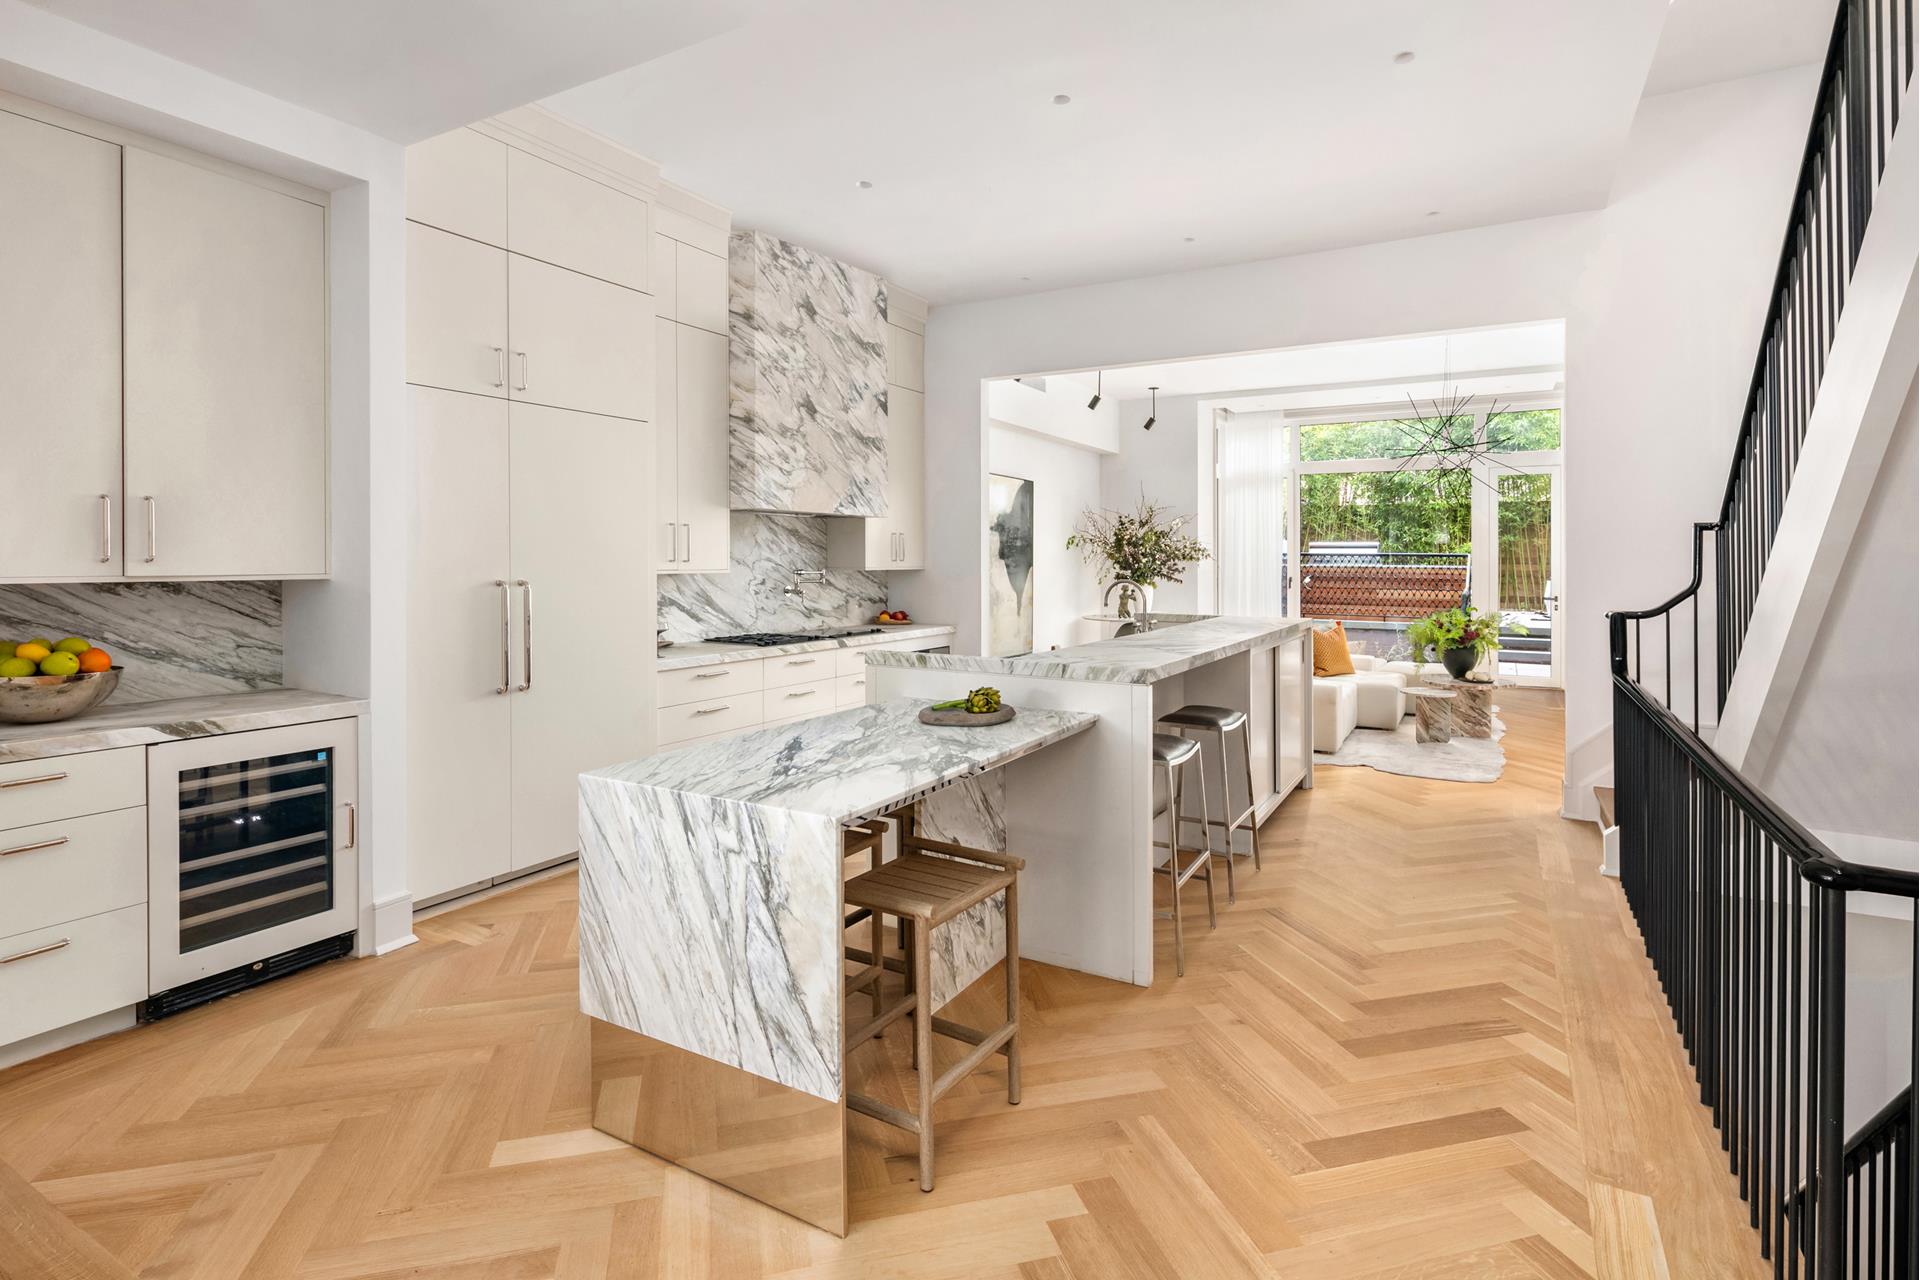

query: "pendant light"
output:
1142 386 1159 431
1086 370 1103 411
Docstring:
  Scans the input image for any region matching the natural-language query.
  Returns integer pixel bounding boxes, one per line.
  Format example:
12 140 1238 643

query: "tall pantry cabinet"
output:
404 111 659 903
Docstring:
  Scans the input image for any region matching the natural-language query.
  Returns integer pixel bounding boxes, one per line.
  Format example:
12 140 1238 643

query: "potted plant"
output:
1066 496 1211 620
1406 606 1519 680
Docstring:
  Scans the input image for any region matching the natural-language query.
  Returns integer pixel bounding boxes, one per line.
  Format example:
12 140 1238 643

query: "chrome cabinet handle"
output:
98 495 112 564
680 523 691 562
143 496 157 563
0 836 67 858
516 579 533 692
492 347 506 388
0 938 69 965
344 802 357 850
784 657 817 666
692 671 727 680
0 772 67 790
785 689 816 699
692 705 731 716
494 580 511 694
664 522 678 563
514 351 529 391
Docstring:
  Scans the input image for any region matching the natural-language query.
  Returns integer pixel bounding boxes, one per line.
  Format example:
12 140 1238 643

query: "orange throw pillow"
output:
1312 622 1355 677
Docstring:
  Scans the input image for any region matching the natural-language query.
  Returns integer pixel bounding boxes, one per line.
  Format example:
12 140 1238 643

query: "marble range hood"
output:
728 229 888 517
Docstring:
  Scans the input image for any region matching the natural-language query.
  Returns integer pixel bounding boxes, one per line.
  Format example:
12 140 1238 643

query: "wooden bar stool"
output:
1152 732 1216 976
1157 703 1264 904
841 822 889 1030
843 831 1023 1192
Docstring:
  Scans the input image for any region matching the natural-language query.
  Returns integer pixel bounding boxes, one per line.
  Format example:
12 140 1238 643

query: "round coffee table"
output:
1404 687 1457 744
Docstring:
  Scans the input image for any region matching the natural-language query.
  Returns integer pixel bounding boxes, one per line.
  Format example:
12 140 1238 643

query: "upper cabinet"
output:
654 188 733 576
405 126 506 246
827 287 928 572
729 231 888 517
0 103 330 583
506 148 648 290
123 152 328 578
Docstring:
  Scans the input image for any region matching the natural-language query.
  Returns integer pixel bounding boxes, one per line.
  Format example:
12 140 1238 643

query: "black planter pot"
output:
1441 646 1479 680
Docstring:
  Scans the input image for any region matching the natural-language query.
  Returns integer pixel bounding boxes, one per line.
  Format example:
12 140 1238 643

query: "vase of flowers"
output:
1067 497 1210 620
1406 606 1519 680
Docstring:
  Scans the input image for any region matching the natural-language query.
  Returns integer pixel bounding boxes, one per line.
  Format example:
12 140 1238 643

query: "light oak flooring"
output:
0 690 1769 1278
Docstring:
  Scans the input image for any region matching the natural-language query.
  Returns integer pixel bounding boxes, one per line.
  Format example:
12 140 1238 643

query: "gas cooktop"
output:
705 628 882 647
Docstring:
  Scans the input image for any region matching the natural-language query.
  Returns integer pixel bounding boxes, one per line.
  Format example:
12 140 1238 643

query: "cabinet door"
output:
0 110 122 580
676 326 732 573
675 242 729 336
507 148 649 291
406 387 513 901
407 221 509 398
123 150 327 578
508 403 653 870
406 127 506 246
507 255 652 421
653 319 681 571
651 234 678 322
885 322 925 393
889 388 925 569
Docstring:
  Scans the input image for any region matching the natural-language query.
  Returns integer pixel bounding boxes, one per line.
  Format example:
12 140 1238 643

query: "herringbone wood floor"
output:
0 691 1768 1279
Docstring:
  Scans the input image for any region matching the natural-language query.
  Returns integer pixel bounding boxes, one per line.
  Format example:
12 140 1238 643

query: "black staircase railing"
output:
1607 5 1916 1273
1610 647 1916 1278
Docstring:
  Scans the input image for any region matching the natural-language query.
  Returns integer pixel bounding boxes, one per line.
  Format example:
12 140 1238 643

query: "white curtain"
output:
1217 416 1291 616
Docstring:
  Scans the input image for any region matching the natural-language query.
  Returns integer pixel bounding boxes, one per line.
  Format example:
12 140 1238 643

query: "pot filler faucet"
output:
783 568 827 599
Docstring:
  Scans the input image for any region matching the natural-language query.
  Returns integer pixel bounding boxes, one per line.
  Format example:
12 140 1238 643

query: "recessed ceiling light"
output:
1183 236 1196 243
1425 209 1440 217
1052 93 1072 105
1020 275 1032 282
1393 50 1416 64
855 179 873 189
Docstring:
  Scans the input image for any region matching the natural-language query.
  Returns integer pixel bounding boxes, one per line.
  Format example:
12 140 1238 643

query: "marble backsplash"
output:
656 512 888 643
0 581 282 703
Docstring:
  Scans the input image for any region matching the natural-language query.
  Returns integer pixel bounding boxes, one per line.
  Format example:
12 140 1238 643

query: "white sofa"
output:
1311 654 1452 751
1311 679 1358 753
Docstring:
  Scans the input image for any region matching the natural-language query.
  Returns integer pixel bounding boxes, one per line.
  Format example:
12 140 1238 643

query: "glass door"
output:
1487 463 1562 687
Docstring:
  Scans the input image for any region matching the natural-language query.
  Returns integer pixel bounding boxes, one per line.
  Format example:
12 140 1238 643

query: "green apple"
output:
52 637 91 655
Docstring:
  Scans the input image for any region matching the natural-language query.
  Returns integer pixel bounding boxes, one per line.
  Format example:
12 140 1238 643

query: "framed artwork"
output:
987 473 1035 657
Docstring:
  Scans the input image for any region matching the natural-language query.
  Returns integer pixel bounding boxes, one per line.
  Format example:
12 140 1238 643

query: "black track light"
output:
1142 386 1158 431
1087 370 1103 411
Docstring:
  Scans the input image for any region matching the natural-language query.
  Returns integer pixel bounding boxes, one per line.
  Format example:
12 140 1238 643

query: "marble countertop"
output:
863 616 1312 685
584 696 1095 823
0 689 368 763
656 623 954 671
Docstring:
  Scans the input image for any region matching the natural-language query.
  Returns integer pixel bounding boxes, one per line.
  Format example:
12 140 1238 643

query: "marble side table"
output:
1406 687 1456 743
1420 675 1499 738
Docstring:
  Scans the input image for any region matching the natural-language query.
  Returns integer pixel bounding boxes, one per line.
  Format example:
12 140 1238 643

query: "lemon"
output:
0 642 14 660
13 641 51 664
0 657 35 678
53 637 91 654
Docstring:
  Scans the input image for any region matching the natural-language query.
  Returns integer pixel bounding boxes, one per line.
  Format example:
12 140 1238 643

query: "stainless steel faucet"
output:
783 568 827 599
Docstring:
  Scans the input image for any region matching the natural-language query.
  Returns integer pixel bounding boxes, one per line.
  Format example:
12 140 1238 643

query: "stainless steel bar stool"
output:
1152 732 1216 977
1157 703 1264 905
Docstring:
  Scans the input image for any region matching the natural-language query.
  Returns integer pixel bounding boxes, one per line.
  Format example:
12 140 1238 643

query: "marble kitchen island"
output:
578 697 1096 1234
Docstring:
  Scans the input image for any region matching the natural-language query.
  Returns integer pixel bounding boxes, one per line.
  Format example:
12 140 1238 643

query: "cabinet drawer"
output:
835 673 868 707
0 748 143 832
0 904 146 1046
765 652 833 688
658 692 763 746
0 807 146 940
765 678 836 720
659 660 764 709
835 648 872 677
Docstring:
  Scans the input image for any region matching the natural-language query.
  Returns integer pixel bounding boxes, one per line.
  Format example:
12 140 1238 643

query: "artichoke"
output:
931 686 1003 714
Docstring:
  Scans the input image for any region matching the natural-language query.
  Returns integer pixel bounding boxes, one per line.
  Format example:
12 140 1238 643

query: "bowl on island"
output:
0 668 121 724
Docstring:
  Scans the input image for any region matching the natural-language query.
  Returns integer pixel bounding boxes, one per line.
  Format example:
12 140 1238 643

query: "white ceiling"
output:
548 0 1672 302
1069 322 1566 401
1644 0 1836 97
24 0 787 142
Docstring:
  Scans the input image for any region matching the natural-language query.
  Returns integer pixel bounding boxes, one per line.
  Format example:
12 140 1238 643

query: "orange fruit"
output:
77 647 112 673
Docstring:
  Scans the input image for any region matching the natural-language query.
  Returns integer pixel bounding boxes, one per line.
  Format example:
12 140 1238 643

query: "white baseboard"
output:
367 891 416 956
0 1006 136 1071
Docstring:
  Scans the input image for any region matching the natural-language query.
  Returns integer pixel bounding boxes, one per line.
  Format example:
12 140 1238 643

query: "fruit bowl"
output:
0 668 121 725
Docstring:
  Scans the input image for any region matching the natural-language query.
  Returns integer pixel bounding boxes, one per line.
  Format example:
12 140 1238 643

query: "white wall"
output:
1758 378 1918 844
1098 394 1215 615
987 377 1119 454
0 0 413 951
894 65 1818 799
986 425 1103 652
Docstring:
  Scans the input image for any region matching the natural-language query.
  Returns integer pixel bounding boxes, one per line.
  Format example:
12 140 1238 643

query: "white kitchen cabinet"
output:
656 323 731 574
826 386 923 570
507 147 649 290
507 253 653 421
0 110 122 581
676 242 729 336
506 403 652 870
0 904 147 1048
885 321 925 393
122 149 328 578
406 387 515 901
652 234 678 321
652 319 681 571
406 221 509 398
405 127 506 246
